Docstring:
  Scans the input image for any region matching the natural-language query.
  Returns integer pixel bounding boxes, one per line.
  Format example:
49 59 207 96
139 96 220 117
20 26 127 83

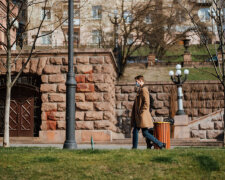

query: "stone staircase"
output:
111 109 224 147
188 109 224 140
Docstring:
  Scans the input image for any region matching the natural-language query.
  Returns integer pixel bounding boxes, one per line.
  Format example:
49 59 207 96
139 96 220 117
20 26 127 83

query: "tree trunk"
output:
3 0 11 147
3 82 11 147
3 46 12 147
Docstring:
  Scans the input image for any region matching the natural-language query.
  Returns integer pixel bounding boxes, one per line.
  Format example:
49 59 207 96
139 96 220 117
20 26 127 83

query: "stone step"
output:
0 137 223 147
0 137 42 144
112 138 223 147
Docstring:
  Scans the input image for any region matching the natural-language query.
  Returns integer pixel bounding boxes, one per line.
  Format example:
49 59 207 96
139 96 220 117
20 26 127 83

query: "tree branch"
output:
10 0 48 87
179 2 223 85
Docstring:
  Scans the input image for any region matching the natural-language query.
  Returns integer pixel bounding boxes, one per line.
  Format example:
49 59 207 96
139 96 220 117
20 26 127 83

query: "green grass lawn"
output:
119 65 218 82
0 147 224 179
132 44 219 62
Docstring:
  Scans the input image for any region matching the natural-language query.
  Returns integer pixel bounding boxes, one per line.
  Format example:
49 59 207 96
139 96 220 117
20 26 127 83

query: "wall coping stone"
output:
0 48 118 73
189 109 223 126
117 80 221 86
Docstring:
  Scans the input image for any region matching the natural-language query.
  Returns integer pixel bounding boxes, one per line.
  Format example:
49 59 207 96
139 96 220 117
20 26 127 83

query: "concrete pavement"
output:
0 144 148 149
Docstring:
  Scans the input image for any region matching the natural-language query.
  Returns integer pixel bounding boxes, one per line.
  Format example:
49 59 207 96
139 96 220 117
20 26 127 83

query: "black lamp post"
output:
109 10 121 74
169 64 189 115
183 39 190 53
63 0 77 149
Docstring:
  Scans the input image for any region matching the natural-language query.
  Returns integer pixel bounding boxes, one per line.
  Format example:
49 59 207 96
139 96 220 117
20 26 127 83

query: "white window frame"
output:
92 30 101 44
198 8 210 22
41 31 52 45
144 15 152 24
123 11 132 24
63 7 80 25
127 34 133 45
41 7 51 20
92 6 102 19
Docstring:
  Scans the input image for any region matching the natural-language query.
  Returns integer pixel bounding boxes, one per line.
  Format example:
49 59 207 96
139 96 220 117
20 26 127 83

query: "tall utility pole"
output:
63 0 77 149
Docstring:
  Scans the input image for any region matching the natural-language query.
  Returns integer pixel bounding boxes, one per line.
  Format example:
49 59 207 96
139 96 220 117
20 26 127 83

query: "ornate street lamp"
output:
169 64 189 115
183 39 190 53
109 10 122 74
63 0 77 149
109 10 120 49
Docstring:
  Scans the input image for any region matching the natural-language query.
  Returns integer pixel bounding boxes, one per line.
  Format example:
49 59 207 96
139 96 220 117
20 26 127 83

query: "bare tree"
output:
105 0 190 74
179 0 225 146
0 0 60 147
142 0 192 59
52 0 88 48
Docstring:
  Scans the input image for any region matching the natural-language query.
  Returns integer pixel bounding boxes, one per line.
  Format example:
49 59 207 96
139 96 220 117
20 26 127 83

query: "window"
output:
92 6 102 19
174 25 189 32
74 6 80 18
177 10 186 22
197 0 211 3
63 7 80 25
123 11 132 24
74 31 79 42
41 31 52 45
92 30 101 44
41 7 51 20
198 8 210 22
74 7 80 26
127 35 133 45
145 15 152 24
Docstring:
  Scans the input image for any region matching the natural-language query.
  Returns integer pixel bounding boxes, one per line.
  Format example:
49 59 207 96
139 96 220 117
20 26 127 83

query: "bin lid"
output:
153 122 170 124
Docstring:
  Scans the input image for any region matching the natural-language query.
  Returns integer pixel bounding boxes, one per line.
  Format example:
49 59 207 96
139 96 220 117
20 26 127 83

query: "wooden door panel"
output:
0 97 34 137
19 98 34 136
9 100 19 136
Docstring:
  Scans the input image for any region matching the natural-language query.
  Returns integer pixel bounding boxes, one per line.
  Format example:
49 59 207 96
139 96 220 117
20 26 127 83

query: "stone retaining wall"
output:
0 49 118 143
189 110 224 140
0 49 224 143
116 81 224 138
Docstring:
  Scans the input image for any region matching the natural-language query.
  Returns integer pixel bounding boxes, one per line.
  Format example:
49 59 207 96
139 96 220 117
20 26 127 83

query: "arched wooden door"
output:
0 75 41 137
0 87 34 137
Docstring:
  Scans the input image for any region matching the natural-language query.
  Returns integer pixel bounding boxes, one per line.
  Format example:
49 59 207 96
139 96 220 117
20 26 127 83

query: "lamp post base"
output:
63 140 77 149
176 110 186 115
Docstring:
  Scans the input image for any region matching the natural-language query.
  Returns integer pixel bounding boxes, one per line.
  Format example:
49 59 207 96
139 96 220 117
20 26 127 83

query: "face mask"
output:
136 82 140 87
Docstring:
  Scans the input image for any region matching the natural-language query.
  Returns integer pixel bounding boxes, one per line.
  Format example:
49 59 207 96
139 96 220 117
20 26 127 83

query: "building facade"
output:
0 0 18 50
25 0 218 49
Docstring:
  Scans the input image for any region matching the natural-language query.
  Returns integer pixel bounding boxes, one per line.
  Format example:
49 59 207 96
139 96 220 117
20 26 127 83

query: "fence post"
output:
148 54 155 67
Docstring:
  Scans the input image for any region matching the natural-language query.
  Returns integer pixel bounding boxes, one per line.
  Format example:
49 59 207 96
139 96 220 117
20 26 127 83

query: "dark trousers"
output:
132 125 163 149
146 128 154 149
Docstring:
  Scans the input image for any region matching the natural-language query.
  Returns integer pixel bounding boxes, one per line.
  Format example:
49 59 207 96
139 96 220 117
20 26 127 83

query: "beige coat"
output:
131 86 153 128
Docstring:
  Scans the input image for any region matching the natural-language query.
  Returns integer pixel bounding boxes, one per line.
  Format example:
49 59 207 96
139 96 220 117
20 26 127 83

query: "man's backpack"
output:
149 94 154 113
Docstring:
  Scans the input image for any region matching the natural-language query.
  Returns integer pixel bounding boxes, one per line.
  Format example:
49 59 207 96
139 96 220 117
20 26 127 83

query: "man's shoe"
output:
160 143 166 149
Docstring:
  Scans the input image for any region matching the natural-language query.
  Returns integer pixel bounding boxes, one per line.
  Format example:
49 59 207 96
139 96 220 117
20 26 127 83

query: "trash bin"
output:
154 122 170 149
163 117 174 138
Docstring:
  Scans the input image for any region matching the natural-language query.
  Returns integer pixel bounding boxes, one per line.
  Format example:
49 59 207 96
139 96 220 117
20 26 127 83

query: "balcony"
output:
195 0 212 5
63 19 80 26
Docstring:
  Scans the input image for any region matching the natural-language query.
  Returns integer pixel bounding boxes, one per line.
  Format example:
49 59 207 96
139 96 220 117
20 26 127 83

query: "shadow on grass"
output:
195 155 220 172
74 149 110 155
32 156 59 163
151 156 175 163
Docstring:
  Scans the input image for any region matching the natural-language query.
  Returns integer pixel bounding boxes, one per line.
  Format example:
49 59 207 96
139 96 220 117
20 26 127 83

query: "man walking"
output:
131 75 166 149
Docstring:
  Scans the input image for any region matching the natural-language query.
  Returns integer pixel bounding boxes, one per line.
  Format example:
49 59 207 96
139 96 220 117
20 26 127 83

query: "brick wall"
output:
0 49 118 143
116 81 224 137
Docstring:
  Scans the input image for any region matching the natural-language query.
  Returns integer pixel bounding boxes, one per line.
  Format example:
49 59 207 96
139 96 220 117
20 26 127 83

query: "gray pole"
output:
170 73 186 115
176 85 185 115
63 0 77 149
